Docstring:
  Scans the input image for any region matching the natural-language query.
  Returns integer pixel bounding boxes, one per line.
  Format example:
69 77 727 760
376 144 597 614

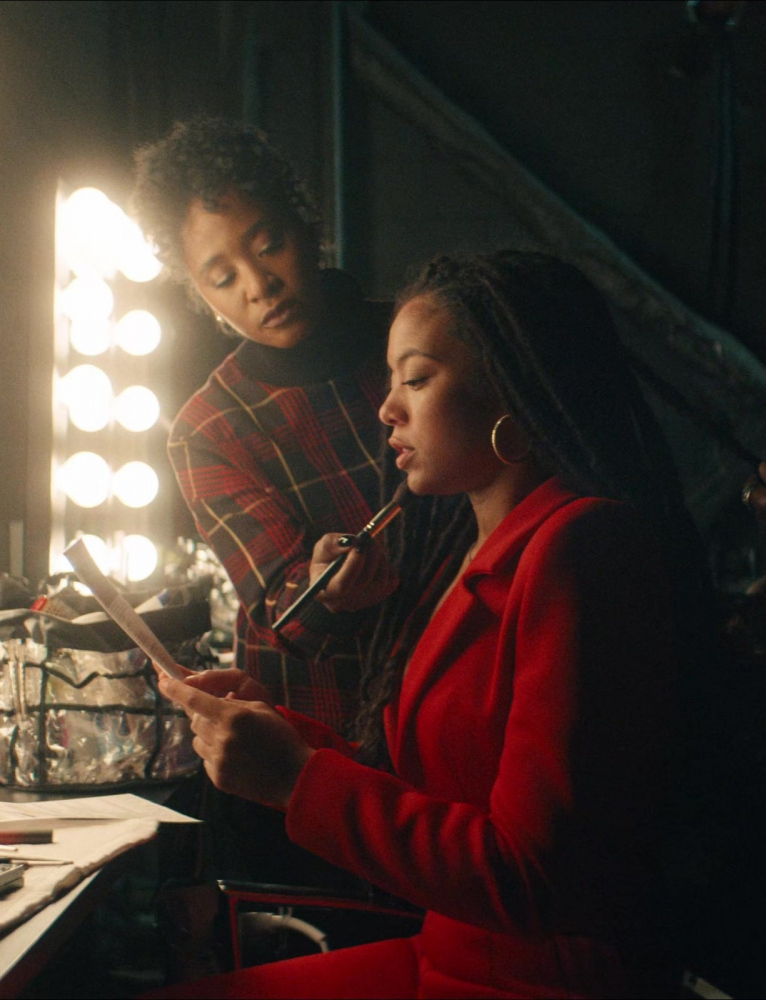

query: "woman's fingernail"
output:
337 535 354 548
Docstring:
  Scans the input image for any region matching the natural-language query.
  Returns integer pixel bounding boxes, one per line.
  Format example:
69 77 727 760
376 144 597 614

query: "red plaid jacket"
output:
168 272 390 731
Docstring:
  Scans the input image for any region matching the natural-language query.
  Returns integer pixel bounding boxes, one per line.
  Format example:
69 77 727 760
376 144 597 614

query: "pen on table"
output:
273 482 410 633
0 853 72 865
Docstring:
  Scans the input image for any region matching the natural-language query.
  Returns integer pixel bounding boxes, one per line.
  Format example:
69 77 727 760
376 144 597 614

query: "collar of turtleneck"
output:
231 269 389 388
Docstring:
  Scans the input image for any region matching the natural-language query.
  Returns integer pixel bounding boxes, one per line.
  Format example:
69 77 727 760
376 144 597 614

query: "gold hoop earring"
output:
491 415 531 465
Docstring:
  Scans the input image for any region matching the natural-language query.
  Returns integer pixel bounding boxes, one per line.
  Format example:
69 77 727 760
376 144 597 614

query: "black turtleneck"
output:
232 270 390 388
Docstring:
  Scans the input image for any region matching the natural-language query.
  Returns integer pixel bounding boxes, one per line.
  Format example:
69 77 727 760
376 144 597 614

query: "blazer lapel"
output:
388 477 581 771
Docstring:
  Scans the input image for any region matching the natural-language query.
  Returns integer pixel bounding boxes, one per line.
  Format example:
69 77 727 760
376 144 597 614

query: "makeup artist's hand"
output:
157 674 313 808
310 533 400 613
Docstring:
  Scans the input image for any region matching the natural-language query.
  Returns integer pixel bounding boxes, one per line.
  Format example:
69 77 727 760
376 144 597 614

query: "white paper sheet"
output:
0 792 200 827
0 817 158 934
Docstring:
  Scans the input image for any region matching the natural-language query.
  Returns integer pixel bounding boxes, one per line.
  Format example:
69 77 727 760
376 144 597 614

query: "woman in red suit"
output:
155 252 700 998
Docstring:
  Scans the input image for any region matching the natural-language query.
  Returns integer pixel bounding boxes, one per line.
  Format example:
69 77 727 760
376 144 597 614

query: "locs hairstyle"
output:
131 117 321 296
356 249 708 763
392 250 684 520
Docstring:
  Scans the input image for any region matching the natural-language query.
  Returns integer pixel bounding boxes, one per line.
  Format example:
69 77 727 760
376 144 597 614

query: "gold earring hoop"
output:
491 415 531 465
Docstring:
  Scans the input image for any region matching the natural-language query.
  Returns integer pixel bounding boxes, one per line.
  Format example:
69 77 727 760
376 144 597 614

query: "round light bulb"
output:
114 386 160 432
60 365 113 431
122 535 159 582
69 316 112 356
59 276 114 325
57 188 125 279
50 533 112 578
58 452 111 508
117 220 163 283
113 461 159 508
59 365 113 432
115 310 162 356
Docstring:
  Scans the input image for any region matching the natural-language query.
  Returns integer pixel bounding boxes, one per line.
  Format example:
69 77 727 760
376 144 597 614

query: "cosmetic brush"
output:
273 481 410 633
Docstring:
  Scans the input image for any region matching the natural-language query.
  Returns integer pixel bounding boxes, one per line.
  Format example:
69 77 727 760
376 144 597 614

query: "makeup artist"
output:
133 118 401 896
154 251 710 998
132 117 396 734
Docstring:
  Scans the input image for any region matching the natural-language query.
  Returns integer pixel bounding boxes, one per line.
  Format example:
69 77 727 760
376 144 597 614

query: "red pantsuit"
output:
160 478 676 998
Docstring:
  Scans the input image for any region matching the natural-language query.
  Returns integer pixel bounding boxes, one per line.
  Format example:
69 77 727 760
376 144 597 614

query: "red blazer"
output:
281 478 676 998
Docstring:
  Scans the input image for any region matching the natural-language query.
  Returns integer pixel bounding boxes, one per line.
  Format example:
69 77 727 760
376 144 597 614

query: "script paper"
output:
0 794 199 934
0 818 157 934
0 793 201 827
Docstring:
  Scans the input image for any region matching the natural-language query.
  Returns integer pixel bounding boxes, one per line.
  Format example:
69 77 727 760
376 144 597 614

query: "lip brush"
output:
273 482 410 633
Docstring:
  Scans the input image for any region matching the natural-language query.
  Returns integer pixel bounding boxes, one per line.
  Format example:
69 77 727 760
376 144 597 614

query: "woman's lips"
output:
261 299 299 328
389 438 414 470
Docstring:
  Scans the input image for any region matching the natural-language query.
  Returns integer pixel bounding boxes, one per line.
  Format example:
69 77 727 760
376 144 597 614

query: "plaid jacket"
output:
168 272 390 731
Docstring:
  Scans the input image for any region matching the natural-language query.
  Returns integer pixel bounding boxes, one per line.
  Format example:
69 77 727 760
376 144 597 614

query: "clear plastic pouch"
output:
0 608 208 790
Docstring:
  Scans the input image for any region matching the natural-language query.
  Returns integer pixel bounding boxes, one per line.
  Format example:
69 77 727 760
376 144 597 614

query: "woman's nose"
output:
242 261 281 302
379 388 404 426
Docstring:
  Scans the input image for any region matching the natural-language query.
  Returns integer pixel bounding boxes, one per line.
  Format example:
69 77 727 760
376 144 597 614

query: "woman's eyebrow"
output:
198 220 268 277
239 219 267 251
394 348 442 364
199 253 227 278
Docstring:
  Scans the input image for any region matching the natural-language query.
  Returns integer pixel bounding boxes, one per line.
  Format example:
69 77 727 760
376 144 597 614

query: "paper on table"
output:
0 818 159 934
0 792 201 827
63 539 185 680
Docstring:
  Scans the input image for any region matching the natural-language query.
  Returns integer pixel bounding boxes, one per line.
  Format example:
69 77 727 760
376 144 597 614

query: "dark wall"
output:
365 0 766 354
228 1 766 354
237 1 336 232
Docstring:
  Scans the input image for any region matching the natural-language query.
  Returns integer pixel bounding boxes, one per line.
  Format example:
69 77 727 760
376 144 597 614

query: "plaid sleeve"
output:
168 433 371 662
167 367 383 663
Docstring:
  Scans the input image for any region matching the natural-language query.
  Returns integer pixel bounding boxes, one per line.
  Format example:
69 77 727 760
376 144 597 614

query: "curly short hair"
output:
131 117 322 290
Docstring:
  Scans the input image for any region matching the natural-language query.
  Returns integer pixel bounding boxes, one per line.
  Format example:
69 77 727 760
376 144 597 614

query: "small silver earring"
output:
213 313 240 339
491 415 531 465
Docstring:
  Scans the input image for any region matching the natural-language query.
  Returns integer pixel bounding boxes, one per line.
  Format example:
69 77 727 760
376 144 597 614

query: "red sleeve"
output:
286 504 675 936
275 705 358 757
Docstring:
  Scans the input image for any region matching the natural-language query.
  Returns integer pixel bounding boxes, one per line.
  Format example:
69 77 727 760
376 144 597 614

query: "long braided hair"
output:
355 250 713 764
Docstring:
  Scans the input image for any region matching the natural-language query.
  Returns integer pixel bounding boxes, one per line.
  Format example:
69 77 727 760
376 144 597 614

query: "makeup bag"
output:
0 592 211 790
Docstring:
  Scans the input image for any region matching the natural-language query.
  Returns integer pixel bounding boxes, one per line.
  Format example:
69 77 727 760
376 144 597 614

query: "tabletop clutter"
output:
0 794 200 935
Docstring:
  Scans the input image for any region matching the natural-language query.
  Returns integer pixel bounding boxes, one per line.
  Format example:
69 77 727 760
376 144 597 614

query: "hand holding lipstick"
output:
308 532 400 614
273 483 410 631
